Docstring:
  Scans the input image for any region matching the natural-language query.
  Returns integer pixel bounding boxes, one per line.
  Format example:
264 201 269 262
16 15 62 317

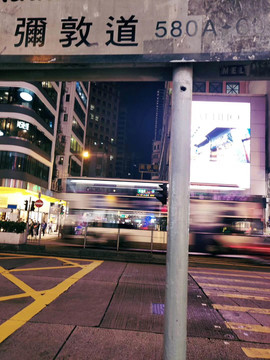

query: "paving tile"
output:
56 327 163 360
0 323 74 360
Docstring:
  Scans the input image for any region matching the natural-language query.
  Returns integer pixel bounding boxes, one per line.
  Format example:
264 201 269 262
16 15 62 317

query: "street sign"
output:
35 199 43 208
139 164 159 173
1 0 270 63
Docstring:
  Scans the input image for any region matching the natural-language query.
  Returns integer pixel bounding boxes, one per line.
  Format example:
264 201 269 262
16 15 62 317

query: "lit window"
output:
226 82 240 94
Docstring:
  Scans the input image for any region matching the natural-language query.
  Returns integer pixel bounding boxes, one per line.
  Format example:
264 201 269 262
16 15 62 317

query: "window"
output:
0 87 55 130
193 82 206 93
72 117 84 142
70 135 82 154
0 151 49 181
226 82 240 94
76 82 87 107
63 114 68 122
0 117 52 156
74 99 85 125
209 82 223 93
40 81 57 107
82 82 89 92
66 94 70 102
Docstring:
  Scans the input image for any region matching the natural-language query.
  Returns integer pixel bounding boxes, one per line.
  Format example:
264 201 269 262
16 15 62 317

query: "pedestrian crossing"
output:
190 259 270 359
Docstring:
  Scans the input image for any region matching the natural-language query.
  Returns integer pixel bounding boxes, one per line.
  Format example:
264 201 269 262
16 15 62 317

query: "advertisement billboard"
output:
191 101 251 189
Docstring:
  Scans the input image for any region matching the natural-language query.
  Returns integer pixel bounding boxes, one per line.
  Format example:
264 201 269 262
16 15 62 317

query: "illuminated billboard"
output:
191 101 251 189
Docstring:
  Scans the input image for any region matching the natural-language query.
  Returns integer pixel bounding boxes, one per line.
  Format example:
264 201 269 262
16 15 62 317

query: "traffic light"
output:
30 201 35 211
155 183 168 205
24 200 28 211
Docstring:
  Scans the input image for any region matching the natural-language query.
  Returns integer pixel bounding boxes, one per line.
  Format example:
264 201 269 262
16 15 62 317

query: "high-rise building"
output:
0 81 62 221
151 86 166 180
115 106 127 178
84 82 119 178
53 81 90 191
154 88 165 141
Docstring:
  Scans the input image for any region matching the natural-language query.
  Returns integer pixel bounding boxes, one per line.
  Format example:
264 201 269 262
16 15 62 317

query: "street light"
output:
69 150 90 176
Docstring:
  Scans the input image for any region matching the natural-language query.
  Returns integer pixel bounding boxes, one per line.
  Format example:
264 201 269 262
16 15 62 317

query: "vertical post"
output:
38 207 41 245
164 65 193 360
25 197 31 244
116 226 120 251
83 225 87 248
150 229 154 253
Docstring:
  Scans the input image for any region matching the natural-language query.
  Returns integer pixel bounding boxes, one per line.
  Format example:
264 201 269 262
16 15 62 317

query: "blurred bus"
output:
60 178 266 254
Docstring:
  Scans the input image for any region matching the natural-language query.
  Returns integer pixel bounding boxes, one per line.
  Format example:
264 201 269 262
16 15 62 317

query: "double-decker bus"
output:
60 177 267 254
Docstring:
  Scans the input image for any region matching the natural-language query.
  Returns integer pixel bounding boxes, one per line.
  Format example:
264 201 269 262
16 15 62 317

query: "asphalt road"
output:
0 253 269 359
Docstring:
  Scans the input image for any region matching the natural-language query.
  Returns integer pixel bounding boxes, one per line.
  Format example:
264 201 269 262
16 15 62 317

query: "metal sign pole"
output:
164 65 193 360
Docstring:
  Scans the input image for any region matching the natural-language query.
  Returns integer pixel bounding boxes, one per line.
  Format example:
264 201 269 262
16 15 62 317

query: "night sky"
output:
118 82 164 163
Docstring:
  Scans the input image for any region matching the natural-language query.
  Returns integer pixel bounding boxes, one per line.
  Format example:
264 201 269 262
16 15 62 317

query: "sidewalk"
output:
0 255 269 359
20 232 168 264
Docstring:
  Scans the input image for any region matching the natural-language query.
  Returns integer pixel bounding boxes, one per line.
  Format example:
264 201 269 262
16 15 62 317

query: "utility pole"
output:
164 65 193 360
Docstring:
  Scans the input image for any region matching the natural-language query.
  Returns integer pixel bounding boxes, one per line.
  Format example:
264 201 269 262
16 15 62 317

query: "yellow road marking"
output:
0 266 40 300
0 253 98 262
0 260 103 343
226 322 270 333
199 283 270 293
10 265 79 272
242 347 270 359
213 304 270 315
193 276 270 285
56 257 84 268
0 292 44 302
0 256 36 260
206 291 270 301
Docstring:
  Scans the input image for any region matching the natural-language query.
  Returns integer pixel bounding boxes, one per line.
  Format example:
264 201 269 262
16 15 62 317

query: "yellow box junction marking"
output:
0 259 103 343
226 322 270 334
0 266 40 300
205 292 270 301
199 283 270 293
0 292 45 302
213 304 270 315
242 347 270 359
10 265 79 272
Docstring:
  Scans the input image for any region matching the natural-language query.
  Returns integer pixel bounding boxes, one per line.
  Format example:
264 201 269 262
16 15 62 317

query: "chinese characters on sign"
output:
139 164 159 173
14 15 140 48
13 15 217 49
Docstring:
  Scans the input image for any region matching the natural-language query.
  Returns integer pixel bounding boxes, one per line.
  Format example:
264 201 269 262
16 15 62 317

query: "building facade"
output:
53 81 90 191
84 82 119 178
0 81 63 222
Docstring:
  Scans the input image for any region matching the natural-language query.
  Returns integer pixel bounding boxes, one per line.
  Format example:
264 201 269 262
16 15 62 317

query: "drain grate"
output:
152 303 165 315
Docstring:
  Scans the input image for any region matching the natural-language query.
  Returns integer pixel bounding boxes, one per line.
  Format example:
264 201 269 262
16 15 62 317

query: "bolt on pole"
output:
164 65 193 360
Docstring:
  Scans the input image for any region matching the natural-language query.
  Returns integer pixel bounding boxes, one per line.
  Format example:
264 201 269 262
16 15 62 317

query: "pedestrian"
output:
29 220 34 237
48 221 52 234
41 221 47 236
34 222 40 237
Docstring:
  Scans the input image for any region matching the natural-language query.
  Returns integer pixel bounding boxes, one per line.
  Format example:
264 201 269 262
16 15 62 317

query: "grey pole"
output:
164 65 193 360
